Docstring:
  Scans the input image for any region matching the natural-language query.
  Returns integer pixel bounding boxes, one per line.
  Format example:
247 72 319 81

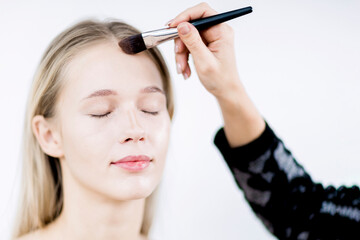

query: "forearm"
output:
215 80 265 148
215 122 360 239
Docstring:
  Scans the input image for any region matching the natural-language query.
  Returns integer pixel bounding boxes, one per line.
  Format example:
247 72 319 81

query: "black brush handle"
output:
189 6 252 31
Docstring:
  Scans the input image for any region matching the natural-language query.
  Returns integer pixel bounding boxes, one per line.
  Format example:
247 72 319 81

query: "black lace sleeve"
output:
214 122 360 239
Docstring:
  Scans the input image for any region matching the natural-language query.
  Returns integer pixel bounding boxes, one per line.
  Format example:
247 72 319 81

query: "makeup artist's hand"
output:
169 3 265 147
169 2 241 99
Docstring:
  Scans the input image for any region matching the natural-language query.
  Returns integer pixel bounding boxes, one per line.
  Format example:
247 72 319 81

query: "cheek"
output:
60 113 113 172
61 111 171 171
142 114 171 188
150 114 171 170
143 113 171 152
59 109 171 200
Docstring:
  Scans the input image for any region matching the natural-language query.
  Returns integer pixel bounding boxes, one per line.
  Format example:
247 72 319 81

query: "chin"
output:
126 190 153 200
109 179 158 201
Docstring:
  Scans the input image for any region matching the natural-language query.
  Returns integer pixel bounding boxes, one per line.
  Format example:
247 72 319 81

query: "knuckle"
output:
200 2 216 14
227 25 234 35
187 40 199 51
200 2 210 8
228 27 235 39
184 6 192 13
208 40 221 51
174 38 181 45
222 24 234 41
186 34 202 50
221 24 233 34
196 2 212 12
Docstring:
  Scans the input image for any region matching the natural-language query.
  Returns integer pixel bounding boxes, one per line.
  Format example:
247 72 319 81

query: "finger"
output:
168 2 217 27
174 38 189 74
177 22 215 66
169 3 231 45
175 49 189 74
201 23 234 44
174 38 187 54
183 64 191 80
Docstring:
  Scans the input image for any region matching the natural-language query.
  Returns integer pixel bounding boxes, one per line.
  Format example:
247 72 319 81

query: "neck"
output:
50 162 147 240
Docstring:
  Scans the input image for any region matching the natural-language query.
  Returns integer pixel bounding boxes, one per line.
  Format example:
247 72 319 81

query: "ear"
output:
32 115 64 158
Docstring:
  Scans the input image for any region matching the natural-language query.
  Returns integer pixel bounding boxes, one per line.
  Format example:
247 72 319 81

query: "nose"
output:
119 110 146 144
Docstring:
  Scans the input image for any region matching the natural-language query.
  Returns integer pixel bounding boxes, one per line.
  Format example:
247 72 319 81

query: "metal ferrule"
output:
142 27 179 48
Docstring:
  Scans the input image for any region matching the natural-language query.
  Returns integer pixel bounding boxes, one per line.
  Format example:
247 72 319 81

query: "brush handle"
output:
141 6 252 49
189 6 252 31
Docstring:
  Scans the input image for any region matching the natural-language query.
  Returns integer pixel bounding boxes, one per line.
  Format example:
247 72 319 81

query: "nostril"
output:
123 137 144 143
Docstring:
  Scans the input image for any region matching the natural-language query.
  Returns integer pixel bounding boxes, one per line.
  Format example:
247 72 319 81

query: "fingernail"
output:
183 72 189 80
178 23 190 35
176 63 182 74
165 19 174 26
175 44 179 53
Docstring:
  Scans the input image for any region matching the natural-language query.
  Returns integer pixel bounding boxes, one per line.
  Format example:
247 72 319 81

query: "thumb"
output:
177 22 213 64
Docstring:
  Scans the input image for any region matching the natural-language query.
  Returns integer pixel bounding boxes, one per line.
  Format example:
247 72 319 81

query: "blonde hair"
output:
13 19 174 238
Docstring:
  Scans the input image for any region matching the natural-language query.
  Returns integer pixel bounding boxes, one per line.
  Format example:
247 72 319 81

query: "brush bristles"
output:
118 34 146 54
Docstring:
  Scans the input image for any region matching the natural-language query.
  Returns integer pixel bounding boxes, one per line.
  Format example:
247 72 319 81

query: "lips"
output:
111 155 152 171
112 155 152 164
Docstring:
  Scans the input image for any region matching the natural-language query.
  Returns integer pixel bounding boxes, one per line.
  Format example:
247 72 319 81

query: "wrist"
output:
214 81 266 147
215 81 247 109
214 77 246 103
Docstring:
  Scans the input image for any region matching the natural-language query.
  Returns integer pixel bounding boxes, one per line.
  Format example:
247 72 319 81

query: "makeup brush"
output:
119 6 252 54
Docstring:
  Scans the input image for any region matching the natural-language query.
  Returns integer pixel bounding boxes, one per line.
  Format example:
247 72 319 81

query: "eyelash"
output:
90 110 158 118
143 110 159 116
90 112 111 118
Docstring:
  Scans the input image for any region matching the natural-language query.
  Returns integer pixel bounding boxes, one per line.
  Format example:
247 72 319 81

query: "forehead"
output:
61 40 163 100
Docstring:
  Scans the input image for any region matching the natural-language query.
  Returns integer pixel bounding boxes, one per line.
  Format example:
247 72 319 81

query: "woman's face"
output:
55 40 171 201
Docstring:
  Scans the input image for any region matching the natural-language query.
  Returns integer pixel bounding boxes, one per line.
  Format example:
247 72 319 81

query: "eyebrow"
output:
82 86 165 100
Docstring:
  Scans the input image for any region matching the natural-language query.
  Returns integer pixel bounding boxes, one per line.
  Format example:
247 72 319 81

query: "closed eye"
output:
90 112 112 118
90 110 158 118
142 110 158 115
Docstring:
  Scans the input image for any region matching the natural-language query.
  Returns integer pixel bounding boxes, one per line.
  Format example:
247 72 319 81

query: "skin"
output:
171 2 265 147
28 40 170 240
20 2 265 239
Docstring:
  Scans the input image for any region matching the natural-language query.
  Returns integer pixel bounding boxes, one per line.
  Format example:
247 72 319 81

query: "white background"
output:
1 0 360 239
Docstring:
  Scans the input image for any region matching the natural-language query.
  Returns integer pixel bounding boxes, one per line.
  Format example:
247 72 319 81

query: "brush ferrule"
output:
142 27 179 49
